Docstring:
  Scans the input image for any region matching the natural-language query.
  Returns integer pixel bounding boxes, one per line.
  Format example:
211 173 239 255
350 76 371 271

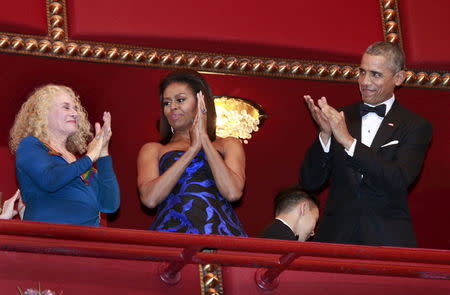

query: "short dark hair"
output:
365 41 405 73
158 70 217 144
274 185 318 216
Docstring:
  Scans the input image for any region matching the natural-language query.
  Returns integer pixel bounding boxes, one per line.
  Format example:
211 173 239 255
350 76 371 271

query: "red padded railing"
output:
0 220 449 290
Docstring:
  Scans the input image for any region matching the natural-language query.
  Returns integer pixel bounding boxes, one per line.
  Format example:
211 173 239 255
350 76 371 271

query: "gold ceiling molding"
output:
380 0 403 46
0 0 448 90
47 0 68 41
199 264 224 295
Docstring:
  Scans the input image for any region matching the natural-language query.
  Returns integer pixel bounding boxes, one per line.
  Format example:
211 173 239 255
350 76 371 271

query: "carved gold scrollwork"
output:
213 57 225 69
0 0 447 90
278 62 289 74
239 59 250 71
38 40 52 53
329 65 341 77
200 264 223 295
379 0 401 47
93 46 106 58
49 2 63 15
0 36 10 48
353 67 361 79
79 44 92 57
25 38 38 51
290 62 302 75
416 72 428 85
47 0 68 41
405 71 416 84
251 59 263 72
173 54 186 65
50 15 64 28
11 37 24 50
341 66 354 79
120 49 132 61
385 21 398 34
386 33 399 43
264 60 277 73
428 73 441 86
199 56 211 68
225 57 238 70
442 74 450 86
317 65 329 77
402 71 450 87
303 64 316 76
52 41 65 54
186 55 199 67
160 52 172 64
133 50 146 62
383 9 396 21
66 42 78 55
107 47 119 60
51 27 64 40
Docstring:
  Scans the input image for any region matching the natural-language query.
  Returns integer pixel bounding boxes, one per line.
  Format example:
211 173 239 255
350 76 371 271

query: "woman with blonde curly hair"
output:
10 84 120 226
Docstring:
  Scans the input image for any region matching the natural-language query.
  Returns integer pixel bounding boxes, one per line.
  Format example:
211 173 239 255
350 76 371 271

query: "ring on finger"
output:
201 108 207 114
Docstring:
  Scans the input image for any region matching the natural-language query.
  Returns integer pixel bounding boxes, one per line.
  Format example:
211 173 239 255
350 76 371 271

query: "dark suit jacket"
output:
301 100 432 247
260 219 297 241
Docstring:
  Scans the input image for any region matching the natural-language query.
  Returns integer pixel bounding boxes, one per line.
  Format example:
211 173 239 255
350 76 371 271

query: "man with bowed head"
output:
301 41 432 247
260 185 319 242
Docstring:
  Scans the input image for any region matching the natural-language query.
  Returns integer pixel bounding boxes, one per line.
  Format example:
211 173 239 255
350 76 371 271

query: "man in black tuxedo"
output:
260 185 319 241
301 41 432 247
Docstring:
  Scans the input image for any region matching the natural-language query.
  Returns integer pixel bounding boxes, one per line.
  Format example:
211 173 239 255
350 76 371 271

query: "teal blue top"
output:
16 136 120 226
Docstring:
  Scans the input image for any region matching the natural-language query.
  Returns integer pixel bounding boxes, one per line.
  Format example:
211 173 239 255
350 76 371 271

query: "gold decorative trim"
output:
47 0 68 41
380 0 403 47
199 264 224 295
0 0 448 90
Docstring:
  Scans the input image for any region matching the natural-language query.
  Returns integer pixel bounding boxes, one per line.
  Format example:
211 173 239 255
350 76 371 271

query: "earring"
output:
170 126 174 134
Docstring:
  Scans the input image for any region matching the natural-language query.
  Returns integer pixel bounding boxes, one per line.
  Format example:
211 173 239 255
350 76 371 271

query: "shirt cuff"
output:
345 139 357 157
319 132 331 153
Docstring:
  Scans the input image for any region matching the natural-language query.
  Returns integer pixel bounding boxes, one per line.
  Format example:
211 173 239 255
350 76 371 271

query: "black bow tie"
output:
359 103 386 117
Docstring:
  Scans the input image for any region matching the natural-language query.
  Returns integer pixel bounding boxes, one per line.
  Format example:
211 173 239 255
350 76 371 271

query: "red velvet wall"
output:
67 0 383 62
1 52 449 249
400 0 450 70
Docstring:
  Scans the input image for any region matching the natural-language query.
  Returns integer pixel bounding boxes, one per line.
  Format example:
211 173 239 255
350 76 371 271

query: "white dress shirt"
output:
319 95 395 156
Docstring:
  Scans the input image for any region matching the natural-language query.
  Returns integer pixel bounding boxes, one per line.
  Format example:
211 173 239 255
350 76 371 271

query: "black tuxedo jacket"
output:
301 100 432 247
260 219 297 241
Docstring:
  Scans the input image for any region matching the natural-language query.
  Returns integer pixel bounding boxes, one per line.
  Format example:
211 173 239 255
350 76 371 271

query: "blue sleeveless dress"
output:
150 150 247 237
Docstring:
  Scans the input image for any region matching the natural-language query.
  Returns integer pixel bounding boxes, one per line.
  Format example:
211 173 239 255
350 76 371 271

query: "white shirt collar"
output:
364 95 395 116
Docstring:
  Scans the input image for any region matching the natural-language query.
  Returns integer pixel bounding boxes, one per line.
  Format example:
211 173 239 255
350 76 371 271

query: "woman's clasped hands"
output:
87 111 112 162
189 91 208 152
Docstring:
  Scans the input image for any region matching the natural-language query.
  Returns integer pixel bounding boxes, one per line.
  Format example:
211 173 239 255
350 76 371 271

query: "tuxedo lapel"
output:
371 101 402 152
346 104 362 141
344 103 363 183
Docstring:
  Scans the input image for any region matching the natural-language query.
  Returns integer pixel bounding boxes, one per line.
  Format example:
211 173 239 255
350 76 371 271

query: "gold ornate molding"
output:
47 0 68 41
199 264 224 295
0 0 448 90
379 0 450 88
380 0 403 46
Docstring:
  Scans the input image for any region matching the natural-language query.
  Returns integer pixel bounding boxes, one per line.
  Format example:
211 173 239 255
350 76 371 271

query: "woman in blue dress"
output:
138 70 246 236
10 84 120 226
